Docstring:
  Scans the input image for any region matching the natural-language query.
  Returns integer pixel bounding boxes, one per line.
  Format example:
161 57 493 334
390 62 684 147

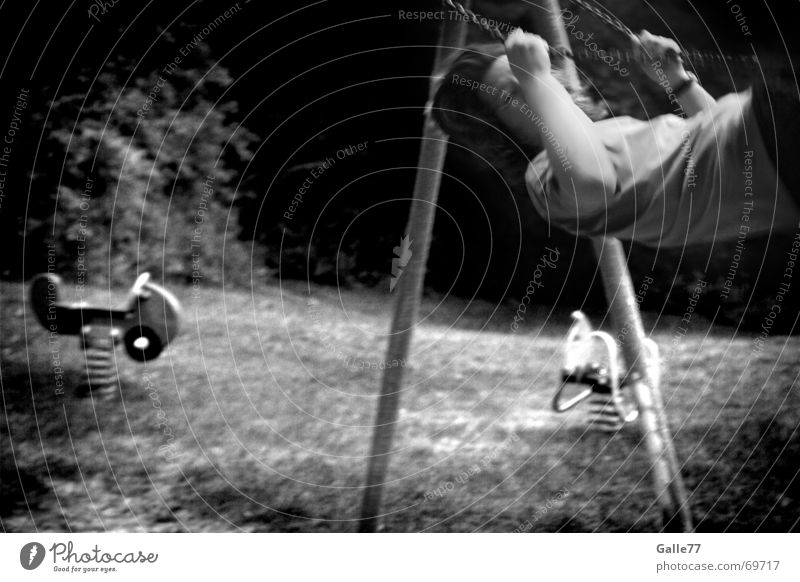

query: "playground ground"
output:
1 279 799 532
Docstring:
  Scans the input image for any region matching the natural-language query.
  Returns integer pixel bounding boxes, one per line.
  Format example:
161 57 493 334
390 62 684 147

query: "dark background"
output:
1 0 800 329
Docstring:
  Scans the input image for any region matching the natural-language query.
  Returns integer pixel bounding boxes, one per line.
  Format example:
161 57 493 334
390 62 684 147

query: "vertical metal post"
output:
593 239 693 531
534 0 692 532
358 6 470 532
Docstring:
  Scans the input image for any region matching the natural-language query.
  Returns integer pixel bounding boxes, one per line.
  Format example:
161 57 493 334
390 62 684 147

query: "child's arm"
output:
634 30 716 117
506 30 616 199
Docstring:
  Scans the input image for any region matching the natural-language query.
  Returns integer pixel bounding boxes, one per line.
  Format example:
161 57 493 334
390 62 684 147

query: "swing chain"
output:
567 0 635 40
443 0 575 60
444 0 505 42
443 0 786 72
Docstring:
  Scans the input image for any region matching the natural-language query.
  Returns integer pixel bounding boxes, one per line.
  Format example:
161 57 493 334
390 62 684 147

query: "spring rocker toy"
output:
553 311 660 432
29 272 181 396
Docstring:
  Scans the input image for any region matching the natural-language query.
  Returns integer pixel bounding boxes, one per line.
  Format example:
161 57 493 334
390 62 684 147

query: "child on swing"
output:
433 29 800 247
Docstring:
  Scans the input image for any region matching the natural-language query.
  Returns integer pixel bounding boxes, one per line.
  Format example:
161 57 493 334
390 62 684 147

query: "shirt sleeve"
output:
524 114 687 242
524 135 627 238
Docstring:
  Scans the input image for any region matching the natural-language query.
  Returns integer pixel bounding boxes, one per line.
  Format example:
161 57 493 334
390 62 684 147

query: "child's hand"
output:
634 30 690 87
505 29 551 81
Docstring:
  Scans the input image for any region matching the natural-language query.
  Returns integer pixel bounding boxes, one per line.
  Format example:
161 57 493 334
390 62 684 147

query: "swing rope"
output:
444 0 790 72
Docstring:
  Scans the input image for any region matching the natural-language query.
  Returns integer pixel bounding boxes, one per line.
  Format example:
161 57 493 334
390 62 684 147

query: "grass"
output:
1 278 799 532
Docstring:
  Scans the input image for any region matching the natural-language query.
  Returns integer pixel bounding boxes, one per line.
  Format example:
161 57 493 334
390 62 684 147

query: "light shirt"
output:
525 89 800 247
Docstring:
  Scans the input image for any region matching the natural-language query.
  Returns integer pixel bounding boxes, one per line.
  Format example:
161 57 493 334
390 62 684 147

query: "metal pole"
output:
593 239 693 531
358 5 470 532
533 0 692 532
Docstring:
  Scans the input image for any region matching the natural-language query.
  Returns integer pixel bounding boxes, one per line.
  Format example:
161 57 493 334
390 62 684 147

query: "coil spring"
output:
81 326 119 395
588 392 623 432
